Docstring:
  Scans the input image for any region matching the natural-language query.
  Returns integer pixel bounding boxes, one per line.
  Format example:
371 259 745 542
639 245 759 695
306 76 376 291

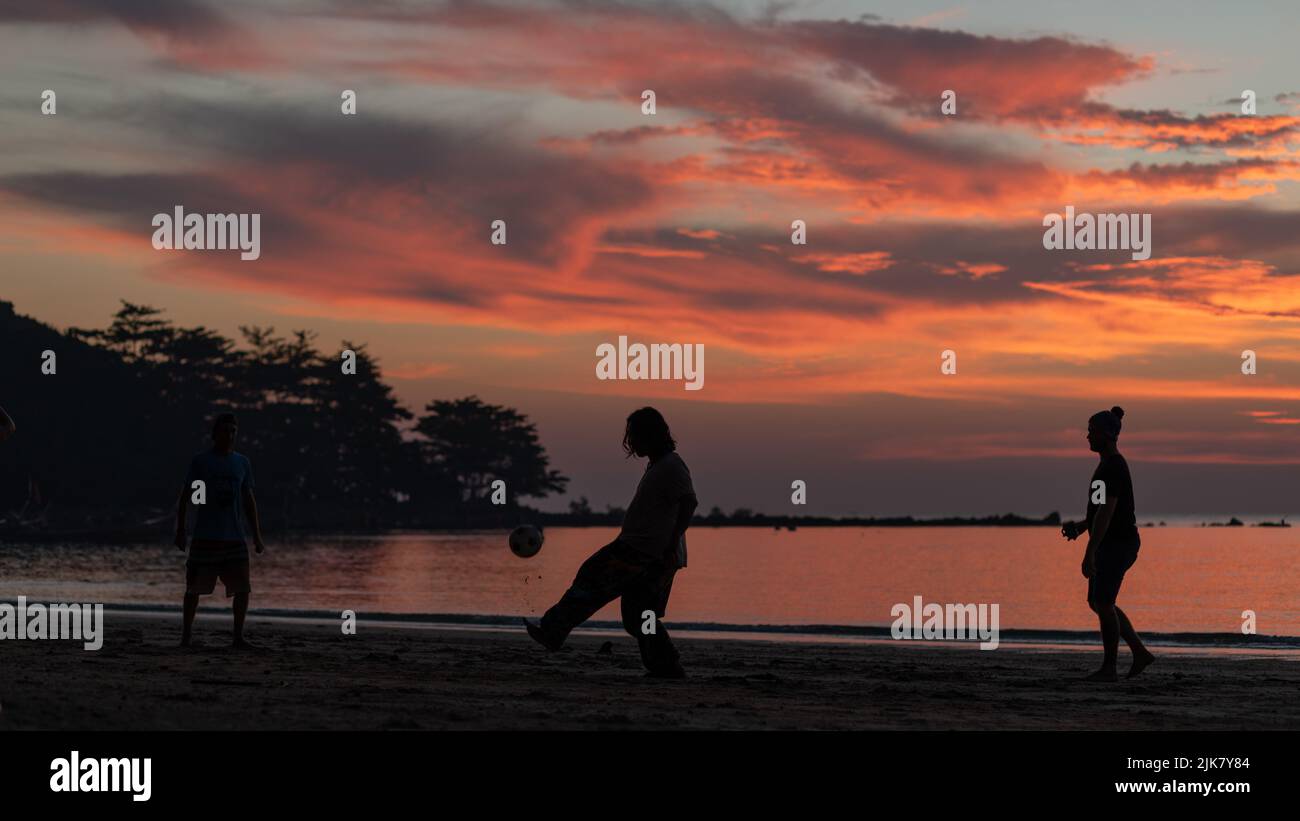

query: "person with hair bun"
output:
1061 406 1155 681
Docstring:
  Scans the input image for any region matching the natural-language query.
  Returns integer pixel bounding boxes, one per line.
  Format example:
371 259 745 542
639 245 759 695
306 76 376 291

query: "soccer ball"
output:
509 525 544 558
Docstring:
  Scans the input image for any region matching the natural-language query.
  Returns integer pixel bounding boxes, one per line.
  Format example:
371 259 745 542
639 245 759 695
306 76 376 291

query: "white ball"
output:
509 525 544 558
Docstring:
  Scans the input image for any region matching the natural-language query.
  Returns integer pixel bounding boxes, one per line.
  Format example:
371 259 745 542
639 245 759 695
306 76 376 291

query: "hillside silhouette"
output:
0 300 567 536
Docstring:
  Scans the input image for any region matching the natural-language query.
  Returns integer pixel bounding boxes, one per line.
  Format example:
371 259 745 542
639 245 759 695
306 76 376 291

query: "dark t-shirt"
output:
619 452 695 568
184 450 255 544
1086 453 1139 550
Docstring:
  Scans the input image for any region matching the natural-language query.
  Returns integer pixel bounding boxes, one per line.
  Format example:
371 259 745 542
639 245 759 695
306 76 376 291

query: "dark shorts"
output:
185 560 251 597
1087 543 1138 607
186 538 251 597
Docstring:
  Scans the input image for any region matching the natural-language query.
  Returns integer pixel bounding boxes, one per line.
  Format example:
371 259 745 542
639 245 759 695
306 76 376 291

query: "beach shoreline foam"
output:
45 601 1300 654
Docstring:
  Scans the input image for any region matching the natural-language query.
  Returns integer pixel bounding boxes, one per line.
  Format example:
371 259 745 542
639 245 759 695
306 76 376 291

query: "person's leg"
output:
1112 550 1156 677
537 541 648 647
621 564 682 676
232 592 249 645
181 592 200 646
182 562 212 647
1085 561 1125 680
1115 606 1142 652
1115 607 1155 677
1091 600 1120 678
221 561 253 647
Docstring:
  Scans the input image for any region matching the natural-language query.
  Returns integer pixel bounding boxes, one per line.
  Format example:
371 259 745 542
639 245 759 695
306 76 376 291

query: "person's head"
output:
623 407 676 459
211 412 238 451
1086 406 1124 453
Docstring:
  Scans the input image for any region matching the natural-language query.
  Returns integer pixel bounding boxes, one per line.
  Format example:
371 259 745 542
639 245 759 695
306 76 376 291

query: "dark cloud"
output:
0 0 235 40
0 170 318 252
781 17 1149 115
115 99 657 267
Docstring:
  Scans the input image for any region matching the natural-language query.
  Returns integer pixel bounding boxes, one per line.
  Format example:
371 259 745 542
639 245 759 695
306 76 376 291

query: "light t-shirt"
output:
619 451 695 568
184 449 255 544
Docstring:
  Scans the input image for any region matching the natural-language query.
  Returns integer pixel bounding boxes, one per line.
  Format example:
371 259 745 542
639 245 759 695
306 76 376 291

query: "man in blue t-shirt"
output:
174 413 267 648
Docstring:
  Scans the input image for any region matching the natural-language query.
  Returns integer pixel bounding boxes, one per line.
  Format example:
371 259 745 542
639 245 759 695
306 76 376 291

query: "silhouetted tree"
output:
568 496 593 516
69 301 174 366
1 301 570 533
312 341 413 525
414 396 568 515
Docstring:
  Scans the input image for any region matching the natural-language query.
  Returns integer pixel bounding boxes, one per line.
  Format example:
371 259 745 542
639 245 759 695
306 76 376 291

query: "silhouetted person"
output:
175 413 266 648
524 407 698 677
1061 406 1154 681
0 404 14 443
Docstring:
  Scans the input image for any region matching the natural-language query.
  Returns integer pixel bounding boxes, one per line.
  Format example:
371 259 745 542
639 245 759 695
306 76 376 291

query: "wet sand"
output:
2 611 1297 730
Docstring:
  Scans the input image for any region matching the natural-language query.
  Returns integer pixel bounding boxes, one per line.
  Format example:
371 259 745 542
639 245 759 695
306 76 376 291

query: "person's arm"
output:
176 458 198 550
669 492 698 552
1062 518 1087 540
174 484 189 550
1082 499 1116 578
243 487 266 553
0 404 14 442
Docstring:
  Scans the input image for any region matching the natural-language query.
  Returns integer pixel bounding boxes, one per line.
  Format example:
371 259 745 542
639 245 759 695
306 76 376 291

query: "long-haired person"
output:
525 407 698 677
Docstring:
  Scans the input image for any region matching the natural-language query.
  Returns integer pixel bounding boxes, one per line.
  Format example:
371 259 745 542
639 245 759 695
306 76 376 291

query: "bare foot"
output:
1127 650 1156 679
231 637 259 650
1083 669 1118 682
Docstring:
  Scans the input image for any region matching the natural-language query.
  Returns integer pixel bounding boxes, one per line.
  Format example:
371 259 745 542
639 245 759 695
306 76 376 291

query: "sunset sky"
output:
3 0 1300 516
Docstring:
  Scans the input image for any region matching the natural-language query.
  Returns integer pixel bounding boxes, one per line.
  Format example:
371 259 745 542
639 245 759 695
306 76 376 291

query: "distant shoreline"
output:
3 509 1294 542
5 510 1067 540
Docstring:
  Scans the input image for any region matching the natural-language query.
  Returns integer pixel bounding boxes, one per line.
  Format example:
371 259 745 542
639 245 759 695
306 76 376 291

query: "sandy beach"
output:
2 610 1297 731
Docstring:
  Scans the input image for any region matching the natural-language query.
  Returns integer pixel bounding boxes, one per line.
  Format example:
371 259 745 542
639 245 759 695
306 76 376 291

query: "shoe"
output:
522 618 563 651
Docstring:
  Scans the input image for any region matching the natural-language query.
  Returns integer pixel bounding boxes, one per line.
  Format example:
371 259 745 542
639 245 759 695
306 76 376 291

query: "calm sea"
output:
2 526 1296 646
